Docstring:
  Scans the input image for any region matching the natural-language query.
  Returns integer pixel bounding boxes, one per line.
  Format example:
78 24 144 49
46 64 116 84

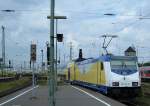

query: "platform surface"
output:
0 85 126 106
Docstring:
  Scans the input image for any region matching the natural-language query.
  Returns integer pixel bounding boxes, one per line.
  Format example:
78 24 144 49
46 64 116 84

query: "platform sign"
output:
30 44 36 62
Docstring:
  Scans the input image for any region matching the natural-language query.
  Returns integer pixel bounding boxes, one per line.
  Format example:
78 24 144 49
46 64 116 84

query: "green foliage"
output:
0 77 31 92
143 62 150 66
138 62 150 67
0 71 16 77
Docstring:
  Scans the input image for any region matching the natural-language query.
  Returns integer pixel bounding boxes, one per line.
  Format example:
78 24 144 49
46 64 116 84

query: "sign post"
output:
0 58 3 77
30 43 36 99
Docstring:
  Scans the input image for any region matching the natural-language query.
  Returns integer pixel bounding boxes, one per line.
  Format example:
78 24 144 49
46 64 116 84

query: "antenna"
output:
101 34 118 54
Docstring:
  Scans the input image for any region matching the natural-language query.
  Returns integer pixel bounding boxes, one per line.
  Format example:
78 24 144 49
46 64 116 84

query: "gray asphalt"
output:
0 85 126 106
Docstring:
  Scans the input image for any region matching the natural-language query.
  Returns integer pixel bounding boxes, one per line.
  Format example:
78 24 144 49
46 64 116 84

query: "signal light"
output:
9 60 11 68
30 60 31 69
57 34 63 42
30 44 36 61
47 46 50 65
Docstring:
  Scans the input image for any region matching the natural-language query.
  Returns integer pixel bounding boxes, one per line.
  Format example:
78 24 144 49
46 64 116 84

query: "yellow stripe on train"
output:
65 60 106 85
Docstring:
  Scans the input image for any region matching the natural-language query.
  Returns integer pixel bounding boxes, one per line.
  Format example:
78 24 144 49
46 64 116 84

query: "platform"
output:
0 85 126 106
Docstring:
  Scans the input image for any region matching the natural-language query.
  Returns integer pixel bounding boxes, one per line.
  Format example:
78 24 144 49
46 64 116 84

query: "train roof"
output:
97 55 137 61
74 55 137 65
109 55 137 61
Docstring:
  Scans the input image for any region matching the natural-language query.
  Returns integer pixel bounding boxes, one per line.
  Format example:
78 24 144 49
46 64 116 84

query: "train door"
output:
68 68 70 81
97 62 99 85
100 62 104 84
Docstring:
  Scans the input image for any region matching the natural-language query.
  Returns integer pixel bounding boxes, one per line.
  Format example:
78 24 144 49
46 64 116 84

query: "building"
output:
125 46 136 56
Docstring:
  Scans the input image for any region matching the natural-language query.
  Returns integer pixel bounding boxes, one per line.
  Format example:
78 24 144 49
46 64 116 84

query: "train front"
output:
108 56 141 97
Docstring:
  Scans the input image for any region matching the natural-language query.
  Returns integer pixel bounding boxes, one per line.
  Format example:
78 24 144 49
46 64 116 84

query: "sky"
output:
0 0 150 68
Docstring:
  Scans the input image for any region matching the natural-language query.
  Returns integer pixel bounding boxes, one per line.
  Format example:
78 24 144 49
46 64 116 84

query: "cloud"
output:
0 0 150 67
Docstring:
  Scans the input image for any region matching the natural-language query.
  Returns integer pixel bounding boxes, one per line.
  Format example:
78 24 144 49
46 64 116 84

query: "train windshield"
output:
111 60 137 70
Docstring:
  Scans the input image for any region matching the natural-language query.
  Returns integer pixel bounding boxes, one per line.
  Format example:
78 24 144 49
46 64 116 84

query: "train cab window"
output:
101 62 104 70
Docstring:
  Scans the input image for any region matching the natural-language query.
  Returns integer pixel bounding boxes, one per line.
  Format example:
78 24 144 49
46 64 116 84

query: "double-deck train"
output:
64 49 141 97
140 66 150 81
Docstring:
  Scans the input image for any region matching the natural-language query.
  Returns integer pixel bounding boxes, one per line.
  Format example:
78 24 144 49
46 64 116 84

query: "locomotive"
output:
64 49 141 97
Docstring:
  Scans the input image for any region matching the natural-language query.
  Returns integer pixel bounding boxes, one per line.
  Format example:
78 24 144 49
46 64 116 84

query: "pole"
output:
64 54 65 64
69 42 73 61
49 0 55 105
24 61 26 70
58 49 60 64
41 50 44 72
32 61 35 98
21 64 22 74
2 26 5 77
55 19 58 91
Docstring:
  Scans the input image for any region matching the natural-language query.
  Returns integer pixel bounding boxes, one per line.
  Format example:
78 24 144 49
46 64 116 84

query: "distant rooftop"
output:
125 46 136 52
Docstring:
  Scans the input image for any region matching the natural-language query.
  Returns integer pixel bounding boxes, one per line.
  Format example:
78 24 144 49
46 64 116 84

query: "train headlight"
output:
132 82 138 86
112 82 119 86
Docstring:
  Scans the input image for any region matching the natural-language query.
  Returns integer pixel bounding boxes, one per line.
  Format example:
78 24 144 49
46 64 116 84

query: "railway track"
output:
0 77 16 82
119 99 138 106
117 83 150 106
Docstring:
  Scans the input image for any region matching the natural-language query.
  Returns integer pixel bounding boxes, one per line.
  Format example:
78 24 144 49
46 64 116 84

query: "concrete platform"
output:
56 85 126 106
0 85 126 106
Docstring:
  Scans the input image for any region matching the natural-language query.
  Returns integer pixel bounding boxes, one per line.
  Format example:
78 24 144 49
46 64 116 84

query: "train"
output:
140 66 150 82
64 49 141 97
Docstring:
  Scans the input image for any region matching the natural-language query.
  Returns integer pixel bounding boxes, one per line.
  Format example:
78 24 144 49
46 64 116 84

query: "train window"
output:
144 70 150 74
101 62 104 70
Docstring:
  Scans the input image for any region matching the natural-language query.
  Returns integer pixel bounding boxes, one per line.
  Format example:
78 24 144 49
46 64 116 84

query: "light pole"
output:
55 17 67 91
41 49 44 72
47 16 67 67
0 10 15 77
47 15 67 64
47 15 67 92
69 42 73 61
1 26 5 77
49 0 55 106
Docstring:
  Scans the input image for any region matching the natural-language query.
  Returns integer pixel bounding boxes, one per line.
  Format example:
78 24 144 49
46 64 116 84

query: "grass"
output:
0 70 16 77
0 77 31 92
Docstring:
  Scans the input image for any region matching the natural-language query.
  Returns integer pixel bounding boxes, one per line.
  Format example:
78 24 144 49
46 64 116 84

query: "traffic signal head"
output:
30 44 36 61
57 34 63 42
47 46 50 65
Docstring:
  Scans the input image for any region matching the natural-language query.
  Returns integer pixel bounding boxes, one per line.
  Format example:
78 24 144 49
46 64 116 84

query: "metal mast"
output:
49 0 55 106
69 42 73 61
2 26 5 76
41 49 44 72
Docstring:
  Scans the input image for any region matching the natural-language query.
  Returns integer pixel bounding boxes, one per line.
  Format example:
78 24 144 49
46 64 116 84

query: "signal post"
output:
30 43 37 99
